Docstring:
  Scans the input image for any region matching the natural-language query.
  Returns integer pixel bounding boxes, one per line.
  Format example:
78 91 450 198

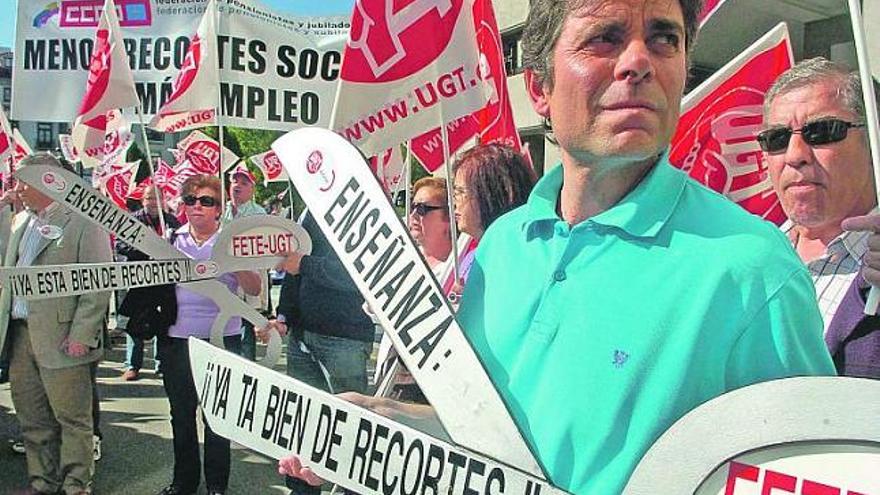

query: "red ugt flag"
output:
669 23 792 225
410 0 522 172
71 0 140 169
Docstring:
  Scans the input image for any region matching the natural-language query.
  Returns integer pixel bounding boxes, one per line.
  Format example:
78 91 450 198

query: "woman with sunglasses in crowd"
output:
157 175 262 495
408 177 453 270
452 143 536 285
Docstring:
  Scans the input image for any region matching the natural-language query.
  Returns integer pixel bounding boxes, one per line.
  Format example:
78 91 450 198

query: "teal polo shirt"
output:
458 155 835 495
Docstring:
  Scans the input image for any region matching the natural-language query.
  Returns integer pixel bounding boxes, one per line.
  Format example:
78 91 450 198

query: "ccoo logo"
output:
344 0 464 83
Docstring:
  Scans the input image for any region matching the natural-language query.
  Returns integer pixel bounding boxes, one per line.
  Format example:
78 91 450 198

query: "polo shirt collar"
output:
524 151 687 239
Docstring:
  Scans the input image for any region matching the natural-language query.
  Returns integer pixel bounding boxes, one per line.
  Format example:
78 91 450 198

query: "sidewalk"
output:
0 334 292 495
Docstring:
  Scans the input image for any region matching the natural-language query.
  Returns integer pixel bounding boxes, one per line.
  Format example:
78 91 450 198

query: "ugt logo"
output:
345 0 464 83
164 33 204 108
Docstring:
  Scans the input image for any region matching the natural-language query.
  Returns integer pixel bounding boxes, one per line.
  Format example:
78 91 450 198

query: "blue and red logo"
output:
35 0 152 28
32 2 60 28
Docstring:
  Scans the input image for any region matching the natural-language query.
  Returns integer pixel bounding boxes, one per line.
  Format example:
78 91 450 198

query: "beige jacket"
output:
0 207 112 369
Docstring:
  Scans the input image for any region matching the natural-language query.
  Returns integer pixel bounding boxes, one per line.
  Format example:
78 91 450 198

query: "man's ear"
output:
524 69 551 119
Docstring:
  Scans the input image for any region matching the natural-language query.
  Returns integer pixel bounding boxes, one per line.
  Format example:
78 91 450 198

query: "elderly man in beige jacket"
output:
0 153 112 495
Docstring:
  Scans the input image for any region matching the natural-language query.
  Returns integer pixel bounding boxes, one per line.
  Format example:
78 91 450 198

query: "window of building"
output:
502 28 524 75
145 128 164 142
57 122 70 135
37 123 54 149
2 87 10 108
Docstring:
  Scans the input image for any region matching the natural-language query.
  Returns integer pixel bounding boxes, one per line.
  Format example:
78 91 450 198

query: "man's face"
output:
230 174 255 205
765 82 874 232
527 0 687 166
14 179 52 212
143 189 159 216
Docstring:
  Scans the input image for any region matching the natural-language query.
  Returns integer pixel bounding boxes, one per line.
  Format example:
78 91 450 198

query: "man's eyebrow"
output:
648 18 684 34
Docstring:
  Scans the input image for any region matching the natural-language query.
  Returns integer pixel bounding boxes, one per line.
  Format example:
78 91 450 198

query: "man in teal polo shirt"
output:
279 0 835 493
455 0 834 493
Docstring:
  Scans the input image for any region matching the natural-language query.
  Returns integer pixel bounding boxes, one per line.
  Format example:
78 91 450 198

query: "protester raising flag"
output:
410 0 521 172
332 0 495 156
71 0 140 169
668 23 793 226
149 0 219 133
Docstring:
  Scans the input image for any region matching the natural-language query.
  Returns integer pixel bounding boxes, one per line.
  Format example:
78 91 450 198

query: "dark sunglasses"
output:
756 118 865 153
411 202 446 217
182 195 218 207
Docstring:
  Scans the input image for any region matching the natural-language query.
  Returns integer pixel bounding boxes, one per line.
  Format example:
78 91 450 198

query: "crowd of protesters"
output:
1 0 880 493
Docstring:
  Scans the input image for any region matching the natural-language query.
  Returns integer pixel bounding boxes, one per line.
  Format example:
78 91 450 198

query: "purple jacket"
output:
825 274 880 379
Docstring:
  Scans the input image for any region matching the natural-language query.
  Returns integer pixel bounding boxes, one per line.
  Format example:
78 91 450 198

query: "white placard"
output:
189 338 566 495
272 127 543 478
623 377 880 494
13 0 348 130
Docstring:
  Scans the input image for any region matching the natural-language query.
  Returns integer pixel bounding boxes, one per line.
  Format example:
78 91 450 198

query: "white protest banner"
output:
250 150 288 184
622 377 880 495
14 0 348 131
332 0 494 156
177 130 239 175
189 338 566 495
272 127 543 477
668 23 792 226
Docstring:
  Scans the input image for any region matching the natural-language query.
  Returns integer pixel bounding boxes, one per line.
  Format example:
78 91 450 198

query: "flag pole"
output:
404 141 412 218
440 124 460 281
213 0 227 212
135 106 168 236
848 0 880 314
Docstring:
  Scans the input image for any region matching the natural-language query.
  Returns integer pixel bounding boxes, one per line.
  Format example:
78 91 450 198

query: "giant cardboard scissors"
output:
1 164 312 366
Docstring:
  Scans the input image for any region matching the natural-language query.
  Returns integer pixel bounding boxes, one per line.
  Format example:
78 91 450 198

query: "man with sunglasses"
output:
221 164 269 362
761 57 880 378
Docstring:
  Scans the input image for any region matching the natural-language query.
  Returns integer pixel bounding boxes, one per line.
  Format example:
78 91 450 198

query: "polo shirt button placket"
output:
553 270 567 282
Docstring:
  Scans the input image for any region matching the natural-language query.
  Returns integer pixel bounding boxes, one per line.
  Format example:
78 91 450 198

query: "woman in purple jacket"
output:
157 175 261 495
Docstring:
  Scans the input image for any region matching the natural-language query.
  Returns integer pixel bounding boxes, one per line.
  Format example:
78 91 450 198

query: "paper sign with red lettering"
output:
149 0 218 133
332 0 494 156
249 150 288 185
717 456 878 495
177 130 239 175
71 0 139 169
669 23 792 226
623 377 880 495
410 0 520 172
220 216 311 262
